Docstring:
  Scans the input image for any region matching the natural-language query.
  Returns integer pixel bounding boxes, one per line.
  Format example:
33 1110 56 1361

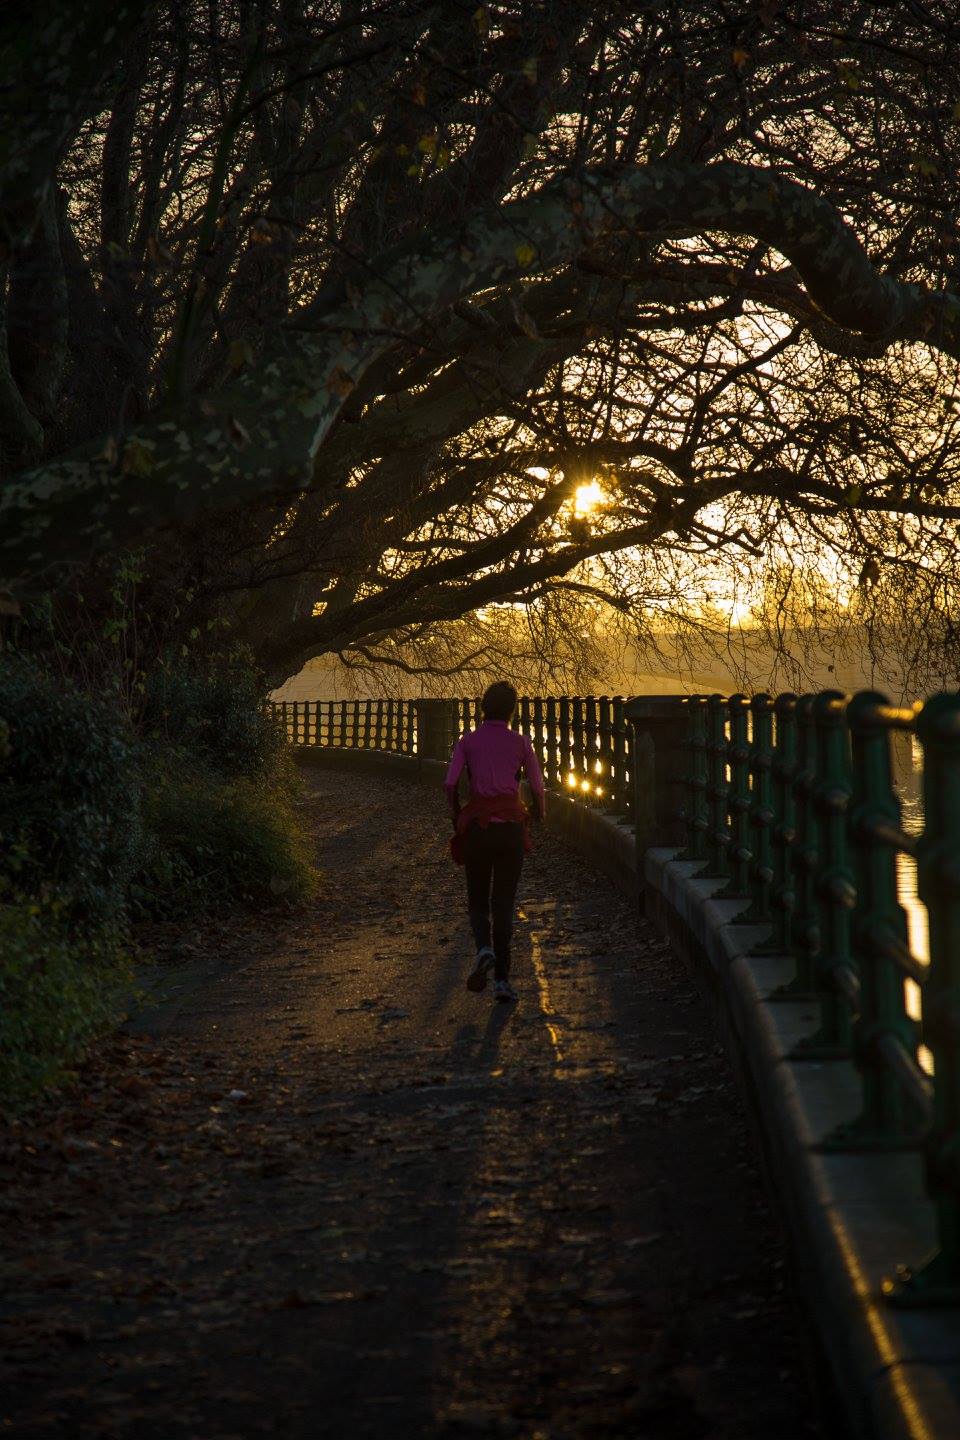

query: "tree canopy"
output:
5 1 960 686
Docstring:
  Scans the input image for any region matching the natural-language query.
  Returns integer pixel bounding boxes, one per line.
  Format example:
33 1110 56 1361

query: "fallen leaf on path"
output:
583 1288 638 1308
276 1287 385 1308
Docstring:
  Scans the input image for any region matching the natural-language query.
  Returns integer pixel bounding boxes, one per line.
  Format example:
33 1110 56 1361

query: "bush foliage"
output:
0 658 141 927
0 903 129 1102
0 648 312 1107
141 650 285 781
132 763 315 917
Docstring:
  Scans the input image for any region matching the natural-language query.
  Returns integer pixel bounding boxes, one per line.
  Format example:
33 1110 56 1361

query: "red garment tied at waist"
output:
449 793 532 865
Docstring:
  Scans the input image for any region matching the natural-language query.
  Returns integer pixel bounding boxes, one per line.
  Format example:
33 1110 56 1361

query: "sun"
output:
574 480 606 516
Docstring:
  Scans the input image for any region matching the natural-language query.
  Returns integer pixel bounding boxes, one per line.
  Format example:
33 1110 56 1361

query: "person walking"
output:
445 682 546 1002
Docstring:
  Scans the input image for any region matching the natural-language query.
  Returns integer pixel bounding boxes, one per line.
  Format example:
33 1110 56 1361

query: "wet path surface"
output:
1 769 824 1438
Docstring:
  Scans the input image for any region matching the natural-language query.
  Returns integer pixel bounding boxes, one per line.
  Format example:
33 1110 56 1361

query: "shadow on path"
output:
0 769 825 1440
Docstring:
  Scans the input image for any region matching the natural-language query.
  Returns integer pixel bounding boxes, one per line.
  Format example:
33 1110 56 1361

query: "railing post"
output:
724 694 752 897
612 697 628 818
414 699 458 764
796 691 855 1058
705 694 731 880
597 696 615 810
889 693 960 1304
558 696 572 783
544 696 558 788
533 695 545 781
828 691 922 1148
584 695 598 798
767 694 798 957
679 696 708 864
571 696 586 790
625 697 689 874
784 695 822 997
745 693 774 922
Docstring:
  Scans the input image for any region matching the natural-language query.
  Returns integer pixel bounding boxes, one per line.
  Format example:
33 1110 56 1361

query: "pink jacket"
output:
445 721 546 819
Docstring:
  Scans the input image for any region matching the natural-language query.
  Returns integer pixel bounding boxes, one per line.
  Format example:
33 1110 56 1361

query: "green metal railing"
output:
270 687 960 1305
680 689 960 1306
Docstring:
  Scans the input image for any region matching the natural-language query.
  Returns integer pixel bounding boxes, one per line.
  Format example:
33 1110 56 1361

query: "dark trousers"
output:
463 821 524 980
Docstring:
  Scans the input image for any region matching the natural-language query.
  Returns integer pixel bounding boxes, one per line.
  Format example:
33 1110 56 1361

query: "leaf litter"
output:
1 768 823 1440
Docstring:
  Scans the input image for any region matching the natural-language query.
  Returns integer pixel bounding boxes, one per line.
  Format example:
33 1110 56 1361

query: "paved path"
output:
1 769 826 1438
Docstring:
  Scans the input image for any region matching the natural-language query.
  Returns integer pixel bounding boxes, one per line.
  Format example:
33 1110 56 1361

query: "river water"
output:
890 732 930 1066
892 731 925 947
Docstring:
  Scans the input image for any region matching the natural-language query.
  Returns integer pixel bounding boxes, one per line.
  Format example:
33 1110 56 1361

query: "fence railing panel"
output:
669 688 955 1304
269 692 635 807
268 697 424 754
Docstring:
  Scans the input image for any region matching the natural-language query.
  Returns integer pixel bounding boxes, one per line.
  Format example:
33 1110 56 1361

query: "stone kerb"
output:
644 846 960 1440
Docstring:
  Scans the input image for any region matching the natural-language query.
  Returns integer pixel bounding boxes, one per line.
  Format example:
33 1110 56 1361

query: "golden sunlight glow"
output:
574 480 606 516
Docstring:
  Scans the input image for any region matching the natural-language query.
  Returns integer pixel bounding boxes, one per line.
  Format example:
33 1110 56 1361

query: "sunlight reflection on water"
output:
892 732 933 1073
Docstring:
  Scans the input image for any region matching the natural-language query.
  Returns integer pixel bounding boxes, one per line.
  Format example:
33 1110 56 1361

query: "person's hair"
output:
481 681 518 722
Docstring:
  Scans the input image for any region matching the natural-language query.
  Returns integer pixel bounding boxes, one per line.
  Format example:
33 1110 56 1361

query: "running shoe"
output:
466 947 496 992
493 979 518 1003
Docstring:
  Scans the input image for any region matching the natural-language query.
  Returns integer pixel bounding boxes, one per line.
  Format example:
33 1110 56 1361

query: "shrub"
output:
0 903 130 1105
0 657 141 927
140 650 284 782
131 763 316 918
0 647 312 1105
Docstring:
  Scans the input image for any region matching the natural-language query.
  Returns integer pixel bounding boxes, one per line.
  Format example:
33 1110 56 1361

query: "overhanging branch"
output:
6 160 960 580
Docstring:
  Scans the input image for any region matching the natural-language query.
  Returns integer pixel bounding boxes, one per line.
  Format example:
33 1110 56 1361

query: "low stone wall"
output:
295 744 960 1440
646 849 960 1440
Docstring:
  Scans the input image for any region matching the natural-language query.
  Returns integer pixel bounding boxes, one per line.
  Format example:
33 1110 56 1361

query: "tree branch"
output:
7 159 960 581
